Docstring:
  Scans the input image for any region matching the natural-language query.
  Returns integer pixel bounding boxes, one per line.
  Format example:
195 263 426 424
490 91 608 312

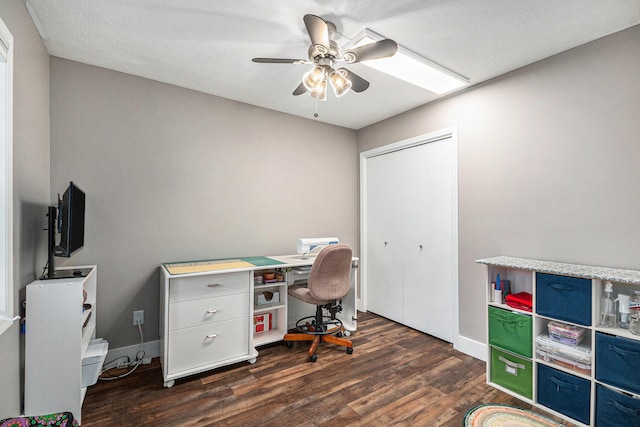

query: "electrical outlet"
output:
133 310 144 326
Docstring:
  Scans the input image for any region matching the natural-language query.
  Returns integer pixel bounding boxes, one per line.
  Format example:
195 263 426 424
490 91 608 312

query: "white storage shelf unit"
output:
477 256 640 427
24 266 100 424
253 273 288 347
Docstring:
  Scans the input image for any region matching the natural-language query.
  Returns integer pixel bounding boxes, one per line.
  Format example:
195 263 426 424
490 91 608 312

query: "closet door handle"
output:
205 334 217 339
207 283 221 288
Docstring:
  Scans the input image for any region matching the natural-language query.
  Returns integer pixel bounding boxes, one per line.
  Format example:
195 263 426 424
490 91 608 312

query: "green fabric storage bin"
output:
488 306 532 357
490 347 533 399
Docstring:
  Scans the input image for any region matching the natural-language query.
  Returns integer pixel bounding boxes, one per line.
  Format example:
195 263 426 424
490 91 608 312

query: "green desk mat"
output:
240 256 285 267
163 256 284 275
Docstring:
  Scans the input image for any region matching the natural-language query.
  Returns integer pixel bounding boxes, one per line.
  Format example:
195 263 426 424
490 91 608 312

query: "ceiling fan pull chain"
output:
314 100 319 118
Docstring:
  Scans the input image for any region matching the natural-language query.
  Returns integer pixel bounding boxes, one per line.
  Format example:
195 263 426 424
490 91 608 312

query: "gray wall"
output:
358 25 640 344
50 58 358 348
0 0 50 419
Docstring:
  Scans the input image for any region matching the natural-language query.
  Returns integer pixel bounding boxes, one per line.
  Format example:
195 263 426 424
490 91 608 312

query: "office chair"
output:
284 243 354 362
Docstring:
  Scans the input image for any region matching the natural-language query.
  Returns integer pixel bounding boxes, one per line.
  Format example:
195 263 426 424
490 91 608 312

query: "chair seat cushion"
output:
288 285 330 306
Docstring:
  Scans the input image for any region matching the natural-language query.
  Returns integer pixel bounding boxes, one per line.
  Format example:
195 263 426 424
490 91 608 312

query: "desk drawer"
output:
167 317 249 374
169 293 249 331
169 271 250 303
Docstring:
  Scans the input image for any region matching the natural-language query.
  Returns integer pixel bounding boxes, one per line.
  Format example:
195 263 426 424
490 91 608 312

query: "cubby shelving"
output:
478 256 640 427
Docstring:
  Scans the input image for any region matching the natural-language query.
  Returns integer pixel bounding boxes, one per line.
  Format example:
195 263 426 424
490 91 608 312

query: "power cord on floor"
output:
99 320 146 381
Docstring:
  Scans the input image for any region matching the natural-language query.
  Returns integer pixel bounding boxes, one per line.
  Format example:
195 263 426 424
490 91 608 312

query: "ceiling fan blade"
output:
303 14 330 52
341 68 370 93
343 39 398 63
292 82 307 96
252 58 310 64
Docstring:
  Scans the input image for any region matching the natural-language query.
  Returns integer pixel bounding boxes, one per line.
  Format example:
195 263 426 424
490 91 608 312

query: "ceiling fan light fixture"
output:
329 69 352 97
302 65 326 92
342 29 469 94
308 79 327 101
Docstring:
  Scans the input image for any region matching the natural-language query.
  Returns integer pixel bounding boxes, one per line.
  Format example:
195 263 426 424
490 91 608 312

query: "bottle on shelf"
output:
599 281 616 328
616 293 631 329
629 290 640 335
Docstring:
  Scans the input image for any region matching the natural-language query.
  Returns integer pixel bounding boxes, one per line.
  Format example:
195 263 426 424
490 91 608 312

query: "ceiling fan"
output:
252 14 398 101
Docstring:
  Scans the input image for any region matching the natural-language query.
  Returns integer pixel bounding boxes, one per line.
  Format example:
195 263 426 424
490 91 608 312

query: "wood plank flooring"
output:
82 312 577 426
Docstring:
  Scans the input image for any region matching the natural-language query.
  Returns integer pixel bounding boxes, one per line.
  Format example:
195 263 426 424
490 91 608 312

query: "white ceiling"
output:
24 0 640 130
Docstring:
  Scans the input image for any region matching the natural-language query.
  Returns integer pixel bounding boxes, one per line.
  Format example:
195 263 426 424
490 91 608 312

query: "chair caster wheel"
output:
347 347 353 355
309 355 318 362
285 342 293 348
337 332 343 338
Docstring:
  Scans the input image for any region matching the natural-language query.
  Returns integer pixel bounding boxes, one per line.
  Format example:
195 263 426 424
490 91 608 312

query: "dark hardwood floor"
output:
82 311 576 426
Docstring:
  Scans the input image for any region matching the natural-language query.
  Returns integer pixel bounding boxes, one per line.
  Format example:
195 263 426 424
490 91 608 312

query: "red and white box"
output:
253 313 272 333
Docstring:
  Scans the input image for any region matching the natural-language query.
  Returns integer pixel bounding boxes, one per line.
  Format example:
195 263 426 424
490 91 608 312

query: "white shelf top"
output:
476 256 640 285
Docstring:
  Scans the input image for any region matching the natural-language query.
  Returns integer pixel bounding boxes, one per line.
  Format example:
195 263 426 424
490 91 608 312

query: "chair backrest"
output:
307 244 353 302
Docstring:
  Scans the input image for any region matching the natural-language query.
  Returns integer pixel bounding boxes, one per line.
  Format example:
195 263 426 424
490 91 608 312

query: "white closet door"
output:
402 138 454 341
365 149 404 323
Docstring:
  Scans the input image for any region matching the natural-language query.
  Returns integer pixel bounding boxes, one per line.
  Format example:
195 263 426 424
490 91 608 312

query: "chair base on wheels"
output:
283 305 353 362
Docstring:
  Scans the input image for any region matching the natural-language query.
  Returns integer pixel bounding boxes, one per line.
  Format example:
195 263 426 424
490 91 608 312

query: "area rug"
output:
0 412 78 427
464 404 563 427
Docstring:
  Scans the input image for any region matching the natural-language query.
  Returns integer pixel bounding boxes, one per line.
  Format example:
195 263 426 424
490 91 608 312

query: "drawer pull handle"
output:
494 318 525 331
549 283 575 291
548 375 579 393
206 309 219 314
609 344 640 356
207 284 222 288
206 334 217 339
498 356 524 376
609 399 640 416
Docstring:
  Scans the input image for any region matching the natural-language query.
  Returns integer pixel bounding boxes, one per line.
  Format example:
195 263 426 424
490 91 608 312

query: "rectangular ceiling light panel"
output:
344 29 469 95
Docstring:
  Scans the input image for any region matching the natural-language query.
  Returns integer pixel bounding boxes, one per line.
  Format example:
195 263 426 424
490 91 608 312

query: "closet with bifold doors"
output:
362 128 457 343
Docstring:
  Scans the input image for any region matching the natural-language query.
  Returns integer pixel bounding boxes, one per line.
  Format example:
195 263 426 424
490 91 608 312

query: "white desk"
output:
159 254 358 387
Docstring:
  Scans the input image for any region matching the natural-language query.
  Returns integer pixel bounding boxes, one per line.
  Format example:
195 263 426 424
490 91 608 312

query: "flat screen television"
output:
42 182 86 279
56 182 85 257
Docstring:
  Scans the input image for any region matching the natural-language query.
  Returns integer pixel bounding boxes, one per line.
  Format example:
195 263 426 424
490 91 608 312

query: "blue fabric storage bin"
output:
596 384 640 427
595 332 640 395
536 364 591 425
536 273 591 326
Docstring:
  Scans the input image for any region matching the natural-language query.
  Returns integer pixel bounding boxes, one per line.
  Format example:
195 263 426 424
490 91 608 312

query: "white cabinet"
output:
364 136 456 342
24 266 99 424
160 255 358 387
160 269 255 388
478 256 640 427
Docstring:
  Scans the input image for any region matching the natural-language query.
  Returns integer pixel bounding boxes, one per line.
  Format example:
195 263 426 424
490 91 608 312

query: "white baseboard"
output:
454 335 486 361
104 339 160 368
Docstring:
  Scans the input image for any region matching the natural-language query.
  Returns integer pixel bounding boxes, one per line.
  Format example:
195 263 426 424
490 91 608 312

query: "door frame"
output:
360 126 459 347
